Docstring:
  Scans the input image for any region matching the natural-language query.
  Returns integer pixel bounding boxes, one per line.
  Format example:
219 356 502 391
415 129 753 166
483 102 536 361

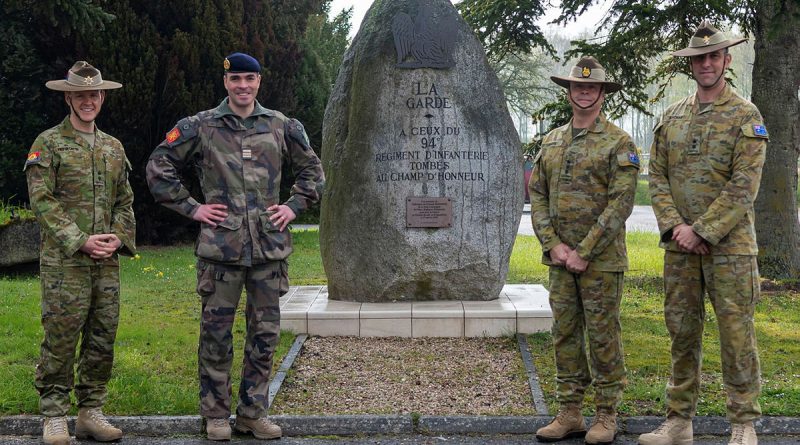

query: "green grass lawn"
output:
1 229 798 416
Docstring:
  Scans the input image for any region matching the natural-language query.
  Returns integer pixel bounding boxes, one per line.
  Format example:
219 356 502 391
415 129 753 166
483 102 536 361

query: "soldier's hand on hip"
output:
268 204 296 232
192 204 229 227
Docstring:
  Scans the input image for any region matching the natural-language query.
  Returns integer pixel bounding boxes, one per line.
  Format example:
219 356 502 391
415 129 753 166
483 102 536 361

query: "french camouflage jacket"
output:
146 99 324 265
649 84 768 255
528 114 639 272
24 116 137 266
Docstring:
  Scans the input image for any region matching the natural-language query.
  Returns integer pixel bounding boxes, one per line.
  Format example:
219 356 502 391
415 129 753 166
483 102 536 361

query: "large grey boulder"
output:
0 219 40 267
320 0 523 302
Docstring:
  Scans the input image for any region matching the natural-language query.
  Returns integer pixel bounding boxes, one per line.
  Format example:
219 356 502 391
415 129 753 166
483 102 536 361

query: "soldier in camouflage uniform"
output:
639 22 768 445
146 52 323 441
529 56 639 445
24 61 136 445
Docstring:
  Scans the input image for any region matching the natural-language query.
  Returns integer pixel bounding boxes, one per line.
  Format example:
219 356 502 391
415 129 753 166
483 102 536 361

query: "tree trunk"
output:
751 0 800 279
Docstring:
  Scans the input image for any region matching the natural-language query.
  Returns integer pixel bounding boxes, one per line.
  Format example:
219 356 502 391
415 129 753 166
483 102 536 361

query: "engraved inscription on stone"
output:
406 196 452 228
392 3 457 69
373 81 488 184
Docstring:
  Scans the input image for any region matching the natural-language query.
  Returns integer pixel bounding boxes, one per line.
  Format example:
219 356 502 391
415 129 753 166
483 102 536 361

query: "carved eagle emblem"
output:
391 5 457 69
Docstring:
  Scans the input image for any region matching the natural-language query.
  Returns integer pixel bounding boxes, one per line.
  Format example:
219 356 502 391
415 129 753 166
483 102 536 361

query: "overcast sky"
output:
328 0 610 39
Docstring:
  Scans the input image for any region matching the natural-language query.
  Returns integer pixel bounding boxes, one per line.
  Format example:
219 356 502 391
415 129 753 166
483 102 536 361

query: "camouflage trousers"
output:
663 251 761 423
548 267 627 410
35 264 120 416
196 259 287 419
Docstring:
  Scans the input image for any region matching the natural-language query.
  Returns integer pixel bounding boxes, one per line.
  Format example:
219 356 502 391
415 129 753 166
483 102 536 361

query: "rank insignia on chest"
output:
628 152 640 165
753 124 768 137
166 127 181 144
242 148 252 160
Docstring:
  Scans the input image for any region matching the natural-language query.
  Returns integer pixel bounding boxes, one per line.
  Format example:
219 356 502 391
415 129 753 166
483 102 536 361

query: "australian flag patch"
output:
628 152 640 165
753 124 768 138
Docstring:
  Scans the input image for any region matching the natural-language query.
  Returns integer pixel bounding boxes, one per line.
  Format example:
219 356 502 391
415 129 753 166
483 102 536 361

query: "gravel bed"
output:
270 336 535 416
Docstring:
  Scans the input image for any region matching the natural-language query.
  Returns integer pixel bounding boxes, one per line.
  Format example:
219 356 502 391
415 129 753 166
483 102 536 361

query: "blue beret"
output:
223 52 261 73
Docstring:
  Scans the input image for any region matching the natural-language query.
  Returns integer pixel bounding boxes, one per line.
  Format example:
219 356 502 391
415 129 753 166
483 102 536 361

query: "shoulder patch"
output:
23 149 50 171
741 122 769 140
617 151 641 169
286 118 311 150
166 127 181 144
164 117 199 147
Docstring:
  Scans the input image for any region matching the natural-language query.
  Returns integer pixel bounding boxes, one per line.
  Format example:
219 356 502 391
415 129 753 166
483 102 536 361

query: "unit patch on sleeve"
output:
166 127 182 144
25 151 41 166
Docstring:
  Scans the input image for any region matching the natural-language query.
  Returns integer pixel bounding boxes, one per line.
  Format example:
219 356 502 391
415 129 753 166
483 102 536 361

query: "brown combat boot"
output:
206 417 232 441
42 416 70 445
728 421 757 445
638 415 693 445
234 416 282 440
75 407 122 441
535 404 587 442
586 410 618 445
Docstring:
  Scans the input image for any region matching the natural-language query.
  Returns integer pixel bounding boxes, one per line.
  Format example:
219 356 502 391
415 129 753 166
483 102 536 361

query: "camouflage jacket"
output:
24 116 136 266
146 99 324 265
528 114 639 272
649 84 767 254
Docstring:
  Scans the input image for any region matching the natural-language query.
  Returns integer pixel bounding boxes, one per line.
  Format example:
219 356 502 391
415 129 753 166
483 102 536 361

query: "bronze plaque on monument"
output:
406 196 452 228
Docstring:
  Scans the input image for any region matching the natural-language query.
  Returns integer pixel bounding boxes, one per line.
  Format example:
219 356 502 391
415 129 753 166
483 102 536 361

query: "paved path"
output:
297 206 661 236
1 434 798 444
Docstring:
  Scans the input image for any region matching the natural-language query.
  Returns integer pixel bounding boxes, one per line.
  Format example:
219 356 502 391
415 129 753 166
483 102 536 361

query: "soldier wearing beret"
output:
639 22 767 445
529 56 639 445
24 61 136 445
146 52 324 441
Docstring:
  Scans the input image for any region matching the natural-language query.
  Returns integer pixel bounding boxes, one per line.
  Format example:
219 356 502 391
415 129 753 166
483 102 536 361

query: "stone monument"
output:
319 0 523 302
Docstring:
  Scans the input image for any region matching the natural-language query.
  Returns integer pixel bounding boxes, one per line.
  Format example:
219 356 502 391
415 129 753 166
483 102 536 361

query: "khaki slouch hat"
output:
672 20 747 57
550 56 622 93
45 61 122 91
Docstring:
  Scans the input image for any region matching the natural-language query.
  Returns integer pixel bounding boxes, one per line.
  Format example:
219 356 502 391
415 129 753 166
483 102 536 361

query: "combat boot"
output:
638 416 693 445
42 416 70 445
234 416 282 440
206 417 232 441
586 410 617 445
728 421 757 445
535 404 587 442
76 407 123 441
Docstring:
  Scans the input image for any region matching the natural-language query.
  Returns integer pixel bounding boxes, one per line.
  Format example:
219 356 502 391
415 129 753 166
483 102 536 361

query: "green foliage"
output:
0 0 340 242
297 2 353 151
457 0 555 62
0 199 34 227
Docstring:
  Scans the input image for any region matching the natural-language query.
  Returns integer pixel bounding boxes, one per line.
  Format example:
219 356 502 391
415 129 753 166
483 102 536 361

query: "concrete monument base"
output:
279 285 552 338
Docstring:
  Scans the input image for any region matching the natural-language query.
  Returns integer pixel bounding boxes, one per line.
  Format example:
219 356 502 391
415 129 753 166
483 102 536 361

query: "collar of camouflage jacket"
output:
57 116 100 148
213 98 275 119
688 82 734 111
571 113 609 136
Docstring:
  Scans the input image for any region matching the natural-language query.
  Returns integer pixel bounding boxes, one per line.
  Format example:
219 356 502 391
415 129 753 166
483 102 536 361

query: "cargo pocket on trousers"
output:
196 260 216 299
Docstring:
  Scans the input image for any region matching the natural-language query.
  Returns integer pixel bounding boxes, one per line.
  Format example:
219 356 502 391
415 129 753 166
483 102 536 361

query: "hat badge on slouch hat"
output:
45 61 122 91
671 20 747 57
550 56 623 93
